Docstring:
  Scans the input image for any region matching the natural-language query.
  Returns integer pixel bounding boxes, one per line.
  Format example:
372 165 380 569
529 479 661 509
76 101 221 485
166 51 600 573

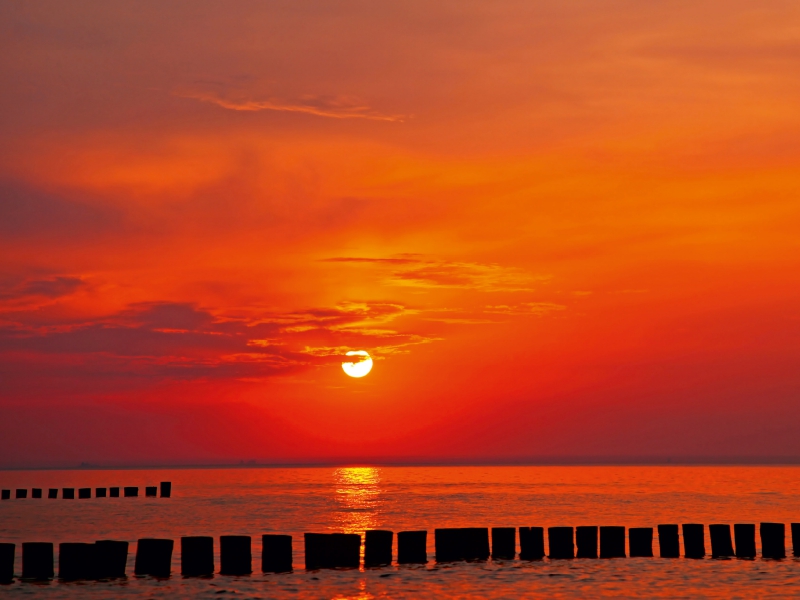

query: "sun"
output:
342 350 373 378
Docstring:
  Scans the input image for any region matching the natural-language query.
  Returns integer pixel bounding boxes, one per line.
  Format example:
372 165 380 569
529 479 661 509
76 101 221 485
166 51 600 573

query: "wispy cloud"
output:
0 299 434 384
1 276 86 300
0 275 89 313
324 254 548 292
303 332 437 361
484 302 566 316
177 89 406 122
389 262 544 292
321 254 423 265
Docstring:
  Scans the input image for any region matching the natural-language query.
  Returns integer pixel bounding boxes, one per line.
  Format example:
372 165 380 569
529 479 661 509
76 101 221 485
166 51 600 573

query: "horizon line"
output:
3 456 800 471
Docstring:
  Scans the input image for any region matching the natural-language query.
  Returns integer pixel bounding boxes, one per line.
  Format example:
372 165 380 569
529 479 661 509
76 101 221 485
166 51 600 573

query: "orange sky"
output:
1 1 799 467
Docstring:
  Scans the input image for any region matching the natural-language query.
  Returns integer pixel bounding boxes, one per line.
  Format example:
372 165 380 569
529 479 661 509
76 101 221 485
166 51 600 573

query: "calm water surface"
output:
1 466 799 598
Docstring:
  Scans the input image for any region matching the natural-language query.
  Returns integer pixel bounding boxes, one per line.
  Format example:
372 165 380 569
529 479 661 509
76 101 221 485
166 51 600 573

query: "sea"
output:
1 465 799 598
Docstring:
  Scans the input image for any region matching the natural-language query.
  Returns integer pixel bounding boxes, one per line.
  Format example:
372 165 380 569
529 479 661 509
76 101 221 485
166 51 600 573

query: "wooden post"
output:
734 524 755 558
709 524 734 557
124 487 138 498
95 540 128 578
575 526 597 558
436 528 490 562
760 523 785 559
397 531 427 564
491 527 516 560
145 486 157 497
31 489 42 499
682 524 705 558
47 489 58 499
304 533 361 569
62 488 75 500
78 488 91 499
109 487 120 498
220 536 252 575
0 490 8 500
548 527 574 559
95 488 107 498
160 482 172 498
262 534 292 572
434 528 460 562
519 527 545 560
600 526 626 558
22 542 54 580
59 542 97 580
657 524 680 558
181 536 214 576
629 527 653 557
463 528 490 560
364 530 393 567
792 523 800 557
0 543 14 583
16 489 27 499
134 538 173 577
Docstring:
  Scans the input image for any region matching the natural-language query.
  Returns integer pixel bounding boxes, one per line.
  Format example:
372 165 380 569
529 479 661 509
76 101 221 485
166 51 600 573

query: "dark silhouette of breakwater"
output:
0 522 797 583
1 482 171 501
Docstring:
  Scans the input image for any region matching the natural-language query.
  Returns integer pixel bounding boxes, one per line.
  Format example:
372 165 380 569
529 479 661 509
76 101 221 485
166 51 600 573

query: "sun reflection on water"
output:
331 578 374 600
332 467 383 535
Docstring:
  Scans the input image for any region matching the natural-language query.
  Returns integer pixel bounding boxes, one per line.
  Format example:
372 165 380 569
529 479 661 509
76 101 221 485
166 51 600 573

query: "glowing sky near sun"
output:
1 1 799 467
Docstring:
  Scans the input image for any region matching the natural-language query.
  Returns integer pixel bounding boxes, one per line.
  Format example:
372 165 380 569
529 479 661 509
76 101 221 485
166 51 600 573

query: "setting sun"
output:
342 351 373 378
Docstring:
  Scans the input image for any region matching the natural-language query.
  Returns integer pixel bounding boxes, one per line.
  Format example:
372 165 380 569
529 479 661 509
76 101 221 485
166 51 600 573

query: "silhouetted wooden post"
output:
124 487 138 497
657 524 680 558
629 527 653 557
145 486 157 497
220 536 252 575
760 523 785 559
134 538 173 577
262 534 292 572
364 530 393 567
78 488 91 499
0 543 14 583
434 528 490 562
109 487 120 497
181 536 214 576
48 489 58 499
709 524 734 557
397 531 427 564
22 542 54 580
95 540 128 578
59 542 97 580
519 527 545 560
63 488 75 499
463 528 489 560
32 488 42 499
575 526 597 558
304 533 361 569
435 528 460 561
682 524 705 558
0 490 8 500
160 482 172 498
16 489 27 499
337 534 361 567
733 524 755 558
491 527 516 559
95 488 106 498
304 533 328 570
548 527 574 559
600 526 626 558
792 523 800 557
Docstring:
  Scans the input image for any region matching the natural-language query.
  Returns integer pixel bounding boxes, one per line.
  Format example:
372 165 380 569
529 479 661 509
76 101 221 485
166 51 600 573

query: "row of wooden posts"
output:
1 482 171 500
1 522 798 582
